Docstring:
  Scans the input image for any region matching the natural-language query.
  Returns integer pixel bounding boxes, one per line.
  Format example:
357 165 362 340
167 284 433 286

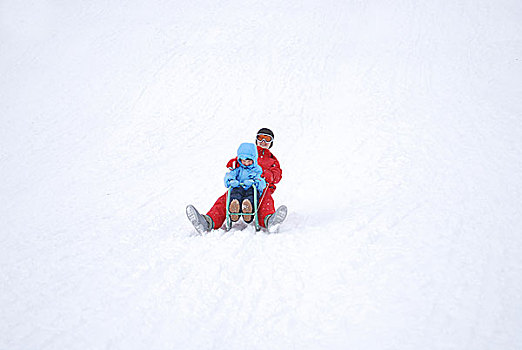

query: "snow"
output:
1 0 522 349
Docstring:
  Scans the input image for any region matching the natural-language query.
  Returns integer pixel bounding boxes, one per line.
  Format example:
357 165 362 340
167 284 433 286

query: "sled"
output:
225 183 262 231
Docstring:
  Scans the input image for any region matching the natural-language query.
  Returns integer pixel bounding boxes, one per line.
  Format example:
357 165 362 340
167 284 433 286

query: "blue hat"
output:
237 143 258 164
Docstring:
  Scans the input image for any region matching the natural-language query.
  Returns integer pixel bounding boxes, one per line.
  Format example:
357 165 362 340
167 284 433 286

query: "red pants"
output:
206 189 275 229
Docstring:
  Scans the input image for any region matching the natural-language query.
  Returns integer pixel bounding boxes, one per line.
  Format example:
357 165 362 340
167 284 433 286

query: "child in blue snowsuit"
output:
224 143 267 223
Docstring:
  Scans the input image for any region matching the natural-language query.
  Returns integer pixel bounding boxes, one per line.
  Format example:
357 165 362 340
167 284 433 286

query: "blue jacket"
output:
224 143 267 193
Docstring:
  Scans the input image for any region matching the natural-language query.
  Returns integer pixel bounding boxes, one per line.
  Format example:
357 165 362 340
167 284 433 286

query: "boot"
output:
229 199 240 222
186 205 212 234
266 205 287 229
242 199 253 223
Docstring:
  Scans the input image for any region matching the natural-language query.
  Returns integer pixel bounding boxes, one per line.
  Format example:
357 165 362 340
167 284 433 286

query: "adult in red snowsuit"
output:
206 129 282 229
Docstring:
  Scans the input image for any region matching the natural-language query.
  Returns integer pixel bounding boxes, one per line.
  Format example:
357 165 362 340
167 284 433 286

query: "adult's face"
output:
256 133 273 149
256 139 271 149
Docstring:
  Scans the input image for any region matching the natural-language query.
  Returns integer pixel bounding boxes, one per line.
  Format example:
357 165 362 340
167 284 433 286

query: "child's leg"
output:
229 187 244 202
241 187 255 223
228 188 243 222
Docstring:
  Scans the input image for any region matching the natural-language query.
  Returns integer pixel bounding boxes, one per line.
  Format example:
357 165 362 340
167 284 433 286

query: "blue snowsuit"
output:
224 143 266 205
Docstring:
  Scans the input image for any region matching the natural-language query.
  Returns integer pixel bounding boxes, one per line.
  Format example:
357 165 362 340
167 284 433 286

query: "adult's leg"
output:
257 190 275 228
206 192 228 229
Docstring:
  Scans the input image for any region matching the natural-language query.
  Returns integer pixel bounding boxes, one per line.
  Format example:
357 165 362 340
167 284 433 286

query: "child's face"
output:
241 158 254 166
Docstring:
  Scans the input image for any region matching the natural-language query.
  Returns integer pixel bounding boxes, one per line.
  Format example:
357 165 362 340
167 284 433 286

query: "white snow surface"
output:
1 1 522 349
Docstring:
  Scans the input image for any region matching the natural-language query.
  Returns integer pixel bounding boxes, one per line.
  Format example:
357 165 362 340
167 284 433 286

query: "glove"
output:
257 177 266 191
263 170 274 183
227 179 240 188
243 179 254 187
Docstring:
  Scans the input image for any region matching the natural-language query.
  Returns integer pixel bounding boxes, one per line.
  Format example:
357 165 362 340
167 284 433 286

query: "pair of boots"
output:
229 198 254 223
186 204 287 234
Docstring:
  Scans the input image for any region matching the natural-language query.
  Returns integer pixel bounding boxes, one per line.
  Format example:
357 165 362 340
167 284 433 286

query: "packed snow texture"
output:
1 1 522 349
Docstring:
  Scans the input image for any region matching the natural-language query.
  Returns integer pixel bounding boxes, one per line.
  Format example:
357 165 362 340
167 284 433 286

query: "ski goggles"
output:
256 134 273 143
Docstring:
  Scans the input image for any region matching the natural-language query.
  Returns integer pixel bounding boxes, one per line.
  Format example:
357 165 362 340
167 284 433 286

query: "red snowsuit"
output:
206 146 282 229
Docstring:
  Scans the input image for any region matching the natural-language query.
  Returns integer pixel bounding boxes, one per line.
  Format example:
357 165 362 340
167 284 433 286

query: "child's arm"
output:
253 166 266 193
255 177 266 193
224 169 240 188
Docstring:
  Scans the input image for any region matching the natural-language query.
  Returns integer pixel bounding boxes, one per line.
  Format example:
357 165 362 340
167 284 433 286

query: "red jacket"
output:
227 146 282 193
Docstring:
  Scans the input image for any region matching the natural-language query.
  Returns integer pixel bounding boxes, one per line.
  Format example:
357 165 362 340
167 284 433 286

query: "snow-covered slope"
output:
1 1 522 349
